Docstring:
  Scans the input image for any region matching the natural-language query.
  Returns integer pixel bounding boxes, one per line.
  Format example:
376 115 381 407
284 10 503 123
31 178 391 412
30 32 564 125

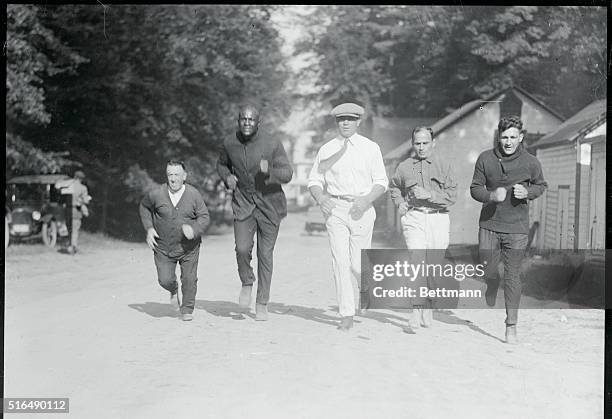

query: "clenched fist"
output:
226 175 238 190
260 159 269 174
512 184 528 200
490 187 507 203
182 224 195 240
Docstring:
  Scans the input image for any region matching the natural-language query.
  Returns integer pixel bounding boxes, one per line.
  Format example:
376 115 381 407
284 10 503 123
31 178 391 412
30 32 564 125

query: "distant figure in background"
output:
139 160 210 321
56 170 91 254
308 99 388 331
470 116 547 343
217 104 293 321
389 127 457 329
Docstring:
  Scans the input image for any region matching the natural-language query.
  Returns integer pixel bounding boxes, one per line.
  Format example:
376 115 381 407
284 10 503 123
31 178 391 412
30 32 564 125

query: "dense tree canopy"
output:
297 5 607 120
6 4 290 237
5 5 607 238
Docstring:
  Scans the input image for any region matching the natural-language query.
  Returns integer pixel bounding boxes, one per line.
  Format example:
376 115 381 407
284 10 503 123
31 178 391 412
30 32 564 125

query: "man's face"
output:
499 127 524 156
336 116 360 138
166 164 187 192
238 108 260 138
412 130 434 160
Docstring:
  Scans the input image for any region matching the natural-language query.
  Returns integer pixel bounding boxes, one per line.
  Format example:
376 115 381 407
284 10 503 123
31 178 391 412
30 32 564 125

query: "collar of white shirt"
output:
168 184 186 206
337 134 357 146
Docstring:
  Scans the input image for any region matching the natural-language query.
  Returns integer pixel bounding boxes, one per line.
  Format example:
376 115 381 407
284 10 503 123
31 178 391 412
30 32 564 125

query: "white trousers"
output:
325 200 376 317
400 211 450 249
401 211 450 312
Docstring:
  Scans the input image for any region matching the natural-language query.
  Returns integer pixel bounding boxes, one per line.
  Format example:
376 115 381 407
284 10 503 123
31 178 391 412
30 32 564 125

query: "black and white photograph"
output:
4 4 608 418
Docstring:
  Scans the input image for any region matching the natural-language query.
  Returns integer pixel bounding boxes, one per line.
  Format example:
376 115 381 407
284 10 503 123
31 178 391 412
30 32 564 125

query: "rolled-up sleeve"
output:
307 150 325 190
370 144 389 191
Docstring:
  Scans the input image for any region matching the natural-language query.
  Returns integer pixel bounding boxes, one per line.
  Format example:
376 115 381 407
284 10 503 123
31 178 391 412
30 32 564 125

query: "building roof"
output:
531 99 607 149
384 85 565 161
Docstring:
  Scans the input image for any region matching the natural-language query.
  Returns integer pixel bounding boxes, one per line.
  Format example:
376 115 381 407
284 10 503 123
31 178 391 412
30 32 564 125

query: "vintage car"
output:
304 205 326 234
6 174 72 247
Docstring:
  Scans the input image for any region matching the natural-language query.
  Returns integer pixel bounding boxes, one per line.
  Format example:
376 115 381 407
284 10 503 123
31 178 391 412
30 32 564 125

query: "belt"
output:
410 207 448 214
330 194 355 202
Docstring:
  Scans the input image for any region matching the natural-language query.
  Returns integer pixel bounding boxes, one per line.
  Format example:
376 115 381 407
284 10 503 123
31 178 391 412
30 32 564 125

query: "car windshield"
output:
8 184 48 204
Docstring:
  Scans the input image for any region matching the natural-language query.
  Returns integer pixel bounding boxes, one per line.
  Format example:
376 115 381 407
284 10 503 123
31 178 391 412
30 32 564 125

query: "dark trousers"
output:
154 246 200 314
478 228 528 325
233 207 280 305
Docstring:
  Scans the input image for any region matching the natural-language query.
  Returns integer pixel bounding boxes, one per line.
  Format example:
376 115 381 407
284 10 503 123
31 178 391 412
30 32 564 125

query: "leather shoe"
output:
181 313 193 321
337 316 354 331
255 303 268 321
505 325 518 344
239 285 253 308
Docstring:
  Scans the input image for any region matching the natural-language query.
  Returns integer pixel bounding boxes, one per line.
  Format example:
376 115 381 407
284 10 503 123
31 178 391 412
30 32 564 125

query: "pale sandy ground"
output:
4 212 604 419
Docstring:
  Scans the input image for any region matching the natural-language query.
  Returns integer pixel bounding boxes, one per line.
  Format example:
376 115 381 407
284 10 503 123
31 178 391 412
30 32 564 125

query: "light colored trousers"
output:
325 199 376 317
400 211 450 249
401 210 450 312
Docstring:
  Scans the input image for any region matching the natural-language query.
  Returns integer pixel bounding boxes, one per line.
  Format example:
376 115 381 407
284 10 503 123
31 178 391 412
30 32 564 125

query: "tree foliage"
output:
298 5 607 120
6 4 290 238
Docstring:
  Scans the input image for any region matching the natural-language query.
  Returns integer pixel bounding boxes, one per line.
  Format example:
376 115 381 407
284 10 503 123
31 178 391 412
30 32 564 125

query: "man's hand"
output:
490 187 507 203
398 202 410 216
226 175 238 190
349 196 371 220
412 186 432 200
182 224 195 240
260 159 269 174
318 195 335 217
146 227 159 250
512 184 528 200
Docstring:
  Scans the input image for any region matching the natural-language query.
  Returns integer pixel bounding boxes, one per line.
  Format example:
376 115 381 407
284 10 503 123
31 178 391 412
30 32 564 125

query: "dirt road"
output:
4 213 604 418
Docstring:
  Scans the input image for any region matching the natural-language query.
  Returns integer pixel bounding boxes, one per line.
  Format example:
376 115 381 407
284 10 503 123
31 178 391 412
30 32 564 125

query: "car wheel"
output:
42 220 58 248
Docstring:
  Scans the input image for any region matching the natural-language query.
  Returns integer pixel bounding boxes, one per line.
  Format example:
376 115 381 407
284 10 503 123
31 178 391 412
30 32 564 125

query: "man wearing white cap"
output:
308 100 388 331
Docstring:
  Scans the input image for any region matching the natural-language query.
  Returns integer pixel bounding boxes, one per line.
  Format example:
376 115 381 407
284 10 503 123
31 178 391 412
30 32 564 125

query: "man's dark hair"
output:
412 126 434 141
167 159 186 170
237 103 260 120
498 115 523 133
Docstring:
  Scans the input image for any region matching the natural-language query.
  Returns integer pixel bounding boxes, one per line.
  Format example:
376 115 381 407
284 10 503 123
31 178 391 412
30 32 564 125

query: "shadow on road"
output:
128 301 504 342
434 309 505 343
194 300 252 320
128 302 181 318
267 302 341 327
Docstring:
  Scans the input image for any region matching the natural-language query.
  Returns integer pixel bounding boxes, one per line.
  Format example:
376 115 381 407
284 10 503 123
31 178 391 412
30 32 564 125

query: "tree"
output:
7 4 291 238
6 4 87 176
297 5 607 124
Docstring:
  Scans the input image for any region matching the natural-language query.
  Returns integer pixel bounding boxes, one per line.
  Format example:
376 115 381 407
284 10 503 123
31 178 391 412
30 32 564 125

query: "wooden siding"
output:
536 145 577 249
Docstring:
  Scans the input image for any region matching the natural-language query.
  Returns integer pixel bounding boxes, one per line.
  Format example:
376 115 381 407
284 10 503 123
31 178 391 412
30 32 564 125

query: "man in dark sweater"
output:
217 104 293 321
139 160 210 321
470 116 547 343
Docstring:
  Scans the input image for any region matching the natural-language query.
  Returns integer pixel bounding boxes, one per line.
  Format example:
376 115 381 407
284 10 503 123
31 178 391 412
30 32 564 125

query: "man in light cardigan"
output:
139 160 210 321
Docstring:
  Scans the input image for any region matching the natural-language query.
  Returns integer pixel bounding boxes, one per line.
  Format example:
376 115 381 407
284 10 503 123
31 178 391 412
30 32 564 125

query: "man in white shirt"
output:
308 100 388 331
